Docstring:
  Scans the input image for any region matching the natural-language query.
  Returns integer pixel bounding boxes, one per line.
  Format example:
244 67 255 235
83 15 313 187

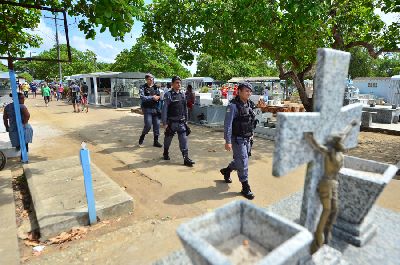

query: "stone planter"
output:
177 200 313 265
333 155 397 246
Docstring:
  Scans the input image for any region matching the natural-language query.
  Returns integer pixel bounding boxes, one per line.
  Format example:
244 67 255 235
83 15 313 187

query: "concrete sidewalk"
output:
0 170 20 265
24 156 134 241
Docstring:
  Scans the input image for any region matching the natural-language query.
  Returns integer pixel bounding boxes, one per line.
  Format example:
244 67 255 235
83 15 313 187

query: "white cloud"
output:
98 41 116 50
71 36 95 51
96 55 116 63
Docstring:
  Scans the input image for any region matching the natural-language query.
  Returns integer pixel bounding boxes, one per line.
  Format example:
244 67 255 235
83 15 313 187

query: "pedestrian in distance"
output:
70 81 81 113
41 83 51 107
80 82 89 113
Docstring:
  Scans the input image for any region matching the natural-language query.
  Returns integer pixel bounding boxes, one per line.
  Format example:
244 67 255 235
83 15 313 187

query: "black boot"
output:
153 136 162 148
220 167 232 183
183 157 195 167
163 149 170 160
241 181 255 200
138 134 145 145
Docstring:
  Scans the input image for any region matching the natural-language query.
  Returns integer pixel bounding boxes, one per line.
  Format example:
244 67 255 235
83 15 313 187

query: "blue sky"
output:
25 7 399 75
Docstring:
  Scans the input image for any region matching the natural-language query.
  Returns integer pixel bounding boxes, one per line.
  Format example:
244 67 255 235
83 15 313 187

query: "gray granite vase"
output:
177 200 313 265
333 155 398 246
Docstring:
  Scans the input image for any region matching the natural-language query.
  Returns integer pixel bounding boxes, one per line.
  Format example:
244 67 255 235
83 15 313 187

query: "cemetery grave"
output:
154 48 399 265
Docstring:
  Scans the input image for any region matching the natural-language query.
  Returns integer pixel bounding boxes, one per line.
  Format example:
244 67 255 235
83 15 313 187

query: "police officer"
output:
138 73 162 147
162 76 195 167
220 82 256 200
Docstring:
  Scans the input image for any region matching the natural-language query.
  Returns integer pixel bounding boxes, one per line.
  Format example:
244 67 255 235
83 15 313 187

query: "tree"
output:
349 48 400 78
195 53 278 81
348 47 374 78
18 72 33 82
111 38 191 78
373 53 400 77
143 0 400 111
14 44 108 80
1 0 144 59
0 4 42 58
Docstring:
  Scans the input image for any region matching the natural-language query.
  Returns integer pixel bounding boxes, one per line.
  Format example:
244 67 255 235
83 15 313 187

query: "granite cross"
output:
272 48 363 234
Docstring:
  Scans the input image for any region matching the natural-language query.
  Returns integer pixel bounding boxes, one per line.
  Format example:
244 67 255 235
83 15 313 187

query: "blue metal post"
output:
79 142 97 225
8 69 28 162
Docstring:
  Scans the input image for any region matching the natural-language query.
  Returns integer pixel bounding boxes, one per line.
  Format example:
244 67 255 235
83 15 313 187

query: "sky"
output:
21 7 400 76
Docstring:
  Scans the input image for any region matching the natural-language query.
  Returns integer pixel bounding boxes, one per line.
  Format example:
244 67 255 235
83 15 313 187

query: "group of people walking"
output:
68 81 89 113
138 73 256 200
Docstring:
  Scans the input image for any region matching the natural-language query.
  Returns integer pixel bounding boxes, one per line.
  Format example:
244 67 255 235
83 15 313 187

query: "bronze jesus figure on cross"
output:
305 120 358 253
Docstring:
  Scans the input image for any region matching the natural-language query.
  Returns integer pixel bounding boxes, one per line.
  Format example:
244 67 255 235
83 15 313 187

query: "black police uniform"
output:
162 89 195 167
220 83 256 200
139 83 162 147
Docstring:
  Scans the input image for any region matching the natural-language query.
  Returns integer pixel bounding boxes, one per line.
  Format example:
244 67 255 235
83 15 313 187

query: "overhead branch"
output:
345 41 400 59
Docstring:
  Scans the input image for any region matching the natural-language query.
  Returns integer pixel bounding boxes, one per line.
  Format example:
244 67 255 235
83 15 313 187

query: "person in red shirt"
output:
233 84 238 97
221 85 228 99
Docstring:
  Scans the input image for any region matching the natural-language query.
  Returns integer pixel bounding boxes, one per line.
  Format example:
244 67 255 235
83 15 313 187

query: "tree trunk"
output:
290 72 313 112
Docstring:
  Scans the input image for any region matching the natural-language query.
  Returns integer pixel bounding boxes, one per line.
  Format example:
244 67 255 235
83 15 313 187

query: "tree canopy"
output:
14 44 111 80
111 37 191 78
1 0 144 58
143 0 400 111
195 53 278 81
349 47 400 78
18 72 33 82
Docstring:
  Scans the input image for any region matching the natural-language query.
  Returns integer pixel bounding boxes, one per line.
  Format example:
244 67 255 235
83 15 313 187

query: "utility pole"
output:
54 13 62 85
44 14 63 85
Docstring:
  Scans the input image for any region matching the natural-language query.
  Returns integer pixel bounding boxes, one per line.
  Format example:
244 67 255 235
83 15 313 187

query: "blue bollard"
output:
8 70 28 162
79 142 97 225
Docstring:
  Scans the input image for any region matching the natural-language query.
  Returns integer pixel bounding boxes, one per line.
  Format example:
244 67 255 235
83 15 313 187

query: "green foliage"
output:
0 64 8 72
349 47 374 78
14 44 109 80
111 37 191 78
0 5 42 57
195 53 278 81
143 0 400 111
1 0 144 58
349 47 400 78
199 86 210 93
18 72 33 82
373 53 400 77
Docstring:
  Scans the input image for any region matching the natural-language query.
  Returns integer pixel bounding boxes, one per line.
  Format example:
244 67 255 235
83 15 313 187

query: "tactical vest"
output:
232 97 255 138
167 92 186 121
141 85 159 109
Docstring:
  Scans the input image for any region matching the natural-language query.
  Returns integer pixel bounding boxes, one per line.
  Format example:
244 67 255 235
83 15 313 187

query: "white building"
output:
183 77 215 90
68 72 146 107
353 76 400 105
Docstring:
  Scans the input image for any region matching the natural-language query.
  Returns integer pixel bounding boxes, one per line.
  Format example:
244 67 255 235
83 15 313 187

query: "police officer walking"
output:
162 76 195 167
138 73 163 147
220 83 256 200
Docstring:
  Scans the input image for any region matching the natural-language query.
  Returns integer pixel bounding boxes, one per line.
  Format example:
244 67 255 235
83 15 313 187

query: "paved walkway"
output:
0 170 19 265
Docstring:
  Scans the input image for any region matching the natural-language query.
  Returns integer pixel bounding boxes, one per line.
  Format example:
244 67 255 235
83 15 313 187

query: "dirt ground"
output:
6 96 399 265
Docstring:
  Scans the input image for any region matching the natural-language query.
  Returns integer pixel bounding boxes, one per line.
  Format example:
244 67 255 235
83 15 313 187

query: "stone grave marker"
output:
272 48 363 235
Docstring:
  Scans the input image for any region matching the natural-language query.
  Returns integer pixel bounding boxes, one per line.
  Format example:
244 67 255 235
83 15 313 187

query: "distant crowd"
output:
16 80 89 112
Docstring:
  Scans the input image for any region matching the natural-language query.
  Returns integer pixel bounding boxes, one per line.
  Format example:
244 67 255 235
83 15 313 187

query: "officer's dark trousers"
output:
164 121 188 157
142 109 160 137
228 137 251 182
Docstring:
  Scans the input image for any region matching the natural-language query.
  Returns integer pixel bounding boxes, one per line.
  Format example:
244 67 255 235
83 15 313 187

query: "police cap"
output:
238 82 253 91
171 76 182 83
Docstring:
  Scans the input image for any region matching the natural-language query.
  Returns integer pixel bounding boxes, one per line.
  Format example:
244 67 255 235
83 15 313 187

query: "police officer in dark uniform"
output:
220 82 256 200
138 73 162 147
162 76 195 167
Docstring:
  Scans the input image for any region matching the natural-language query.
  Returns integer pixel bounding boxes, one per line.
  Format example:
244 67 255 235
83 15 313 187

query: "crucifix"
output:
272 48 363 251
